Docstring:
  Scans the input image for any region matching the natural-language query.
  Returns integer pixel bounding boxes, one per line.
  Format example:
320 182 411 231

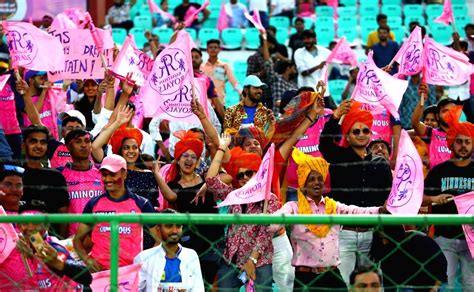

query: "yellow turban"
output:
292 147 330 189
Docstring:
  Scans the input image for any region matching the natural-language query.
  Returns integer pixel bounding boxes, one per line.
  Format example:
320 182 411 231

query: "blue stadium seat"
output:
338 16 357 29
293 17 314 29
403 5 423 17
244 28 261 50
198 28 219 49
337 27 358 43
391 26 406 44
316 16 334 28
338 6 357 18
225 82 240 107
359 0 378 6
340 0 357 6
221 28 243 50
452 5 468 16
133 15 153 30
152 27 173 44
382 0 401 4
360 25 378 45
233 60 248 82
387 16 402 28
203 17 218 28
270 16 290 28
359 6 379 17
129 27 147 49
112 28 127 45
430 23 453 45
455 15 470 33
404 15 426 29
315 27 335 47
276 27 289 45
328 79 348 105
426 5 443 20
381 5 402 18
316 6 335 17
360 16 377 27
185 28 197 41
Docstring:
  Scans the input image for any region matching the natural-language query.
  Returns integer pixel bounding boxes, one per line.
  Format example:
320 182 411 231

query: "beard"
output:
248 94 261 103
454 148 472 160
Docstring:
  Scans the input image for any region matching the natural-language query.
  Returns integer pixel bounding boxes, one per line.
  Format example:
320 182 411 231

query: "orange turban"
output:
223 147 262 188
174 130 204 159
341 101 373 137
236 126 270 149
109 126 143 154
445 105 474 147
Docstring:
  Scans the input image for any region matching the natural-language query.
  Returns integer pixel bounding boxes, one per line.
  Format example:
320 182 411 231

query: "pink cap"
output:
100 154 127 173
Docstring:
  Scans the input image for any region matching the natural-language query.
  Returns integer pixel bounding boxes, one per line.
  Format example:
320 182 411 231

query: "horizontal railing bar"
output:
0 214 472 225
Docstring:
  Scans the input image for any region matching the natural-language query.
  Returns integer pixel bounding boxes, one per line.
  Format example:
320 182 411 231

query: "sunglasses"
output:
3 164 25 174
237 170 255 180
351 128 371 136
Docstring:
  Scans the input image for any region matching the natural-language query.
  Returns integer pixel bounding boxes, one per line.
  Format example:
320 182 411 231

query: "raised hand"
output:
333 99 352 120
191 98 206 120
121 72 136 96
116 105 134 125
218 132 232 150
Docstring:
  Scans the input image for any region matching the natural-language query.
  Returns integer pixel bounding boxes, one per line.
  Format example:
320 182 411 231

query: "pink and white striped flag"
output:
392 26 423 78
351 51 408 120
244 9 265 31
453 191 474 258
183 0 210 27
140 30 207 123
217 144 275 207
387 130 424 215
111 35 154 86
2 21 65 71
90 263 142 291
0 206 19 264
434 0 455 26
423 37 474 86
148 0 176 23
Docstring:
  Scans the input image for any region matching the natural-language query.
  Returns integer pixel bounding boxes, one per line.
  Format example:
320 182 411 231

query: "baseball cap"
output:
100 154 127 173
436 97 457 113
59 110 87 127
24 70 47 81
242 75 267 88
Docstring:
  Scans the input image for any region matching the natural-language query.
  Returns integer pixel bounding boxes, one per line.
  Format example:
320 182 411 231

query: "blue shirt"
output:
161 256 182 283
241 105 257 126
372 41 399 75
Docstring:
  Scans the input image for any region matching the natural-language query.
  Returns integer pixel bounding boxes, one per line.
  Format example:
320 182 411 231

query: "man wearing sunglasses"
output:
319 100 392 285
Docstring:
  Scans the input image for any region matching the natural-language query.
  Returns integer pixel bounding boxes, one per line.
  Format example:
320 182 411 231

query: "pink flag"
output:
387 130 424 215
2 21 65 71
0 206 19 264
148 0 176 23
217 1 229 32
434 0 455 26
422 37 474 86
244 9 265 31
0 74 10 91
351 51 408 120
111 35 154 86
64 7 88 27
217 144 275 207
90 263 142 291
140 30 207 123
50 13 78 29
326 36 358 67
326 0 338 9
183 0 210 28
453 192 474 258
392 26 423 78
84 13 104 53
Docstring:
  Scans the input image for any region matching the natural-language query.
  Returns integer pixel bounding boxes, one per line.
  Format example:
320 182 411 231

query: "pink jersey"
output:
286 110 332 189
23 92 59 139
83 191 155 269
129 94 144 129
0 82 21 135
428 128 451 169
361 104 393 144
60 164 104 236
50 143 73 169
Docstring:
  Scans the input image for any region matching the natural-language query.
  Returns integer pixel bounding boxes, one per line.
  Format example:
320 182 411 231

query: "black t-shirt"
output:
425 160 474 239
173 3 201 25
22 167 69 213
0 42 9 64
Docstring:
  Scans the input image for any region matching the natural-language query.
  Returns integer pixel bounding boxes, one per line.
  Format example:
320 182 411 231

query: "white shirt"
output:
294 45 332 96
447 82 470 101
270 0 294 15
248 0 269 13
134 244 204 292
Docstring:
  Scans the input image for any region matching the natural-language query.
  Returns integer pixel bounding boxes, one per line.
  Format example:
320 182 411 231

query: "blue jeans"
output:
5 133 21 160
0 128 13 160
217 262 273 291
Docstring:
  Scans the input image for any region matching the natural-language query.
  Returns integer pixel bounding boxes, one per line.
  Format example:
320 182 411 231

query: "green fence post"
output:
110 220 119 292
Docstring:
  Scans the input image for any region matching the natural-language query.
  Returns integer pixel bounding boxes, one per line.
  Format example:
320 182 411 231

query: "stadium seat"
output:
452 5 468 16
339 0 357 6
276 27 289 45
129 27 147 49
225 82 240 108
359 0 378 6
269 16 290 28
425 5 443 20
203 17 218 28
316 6 335 17
403 5 423 17
360 16 377 27
328 79 348 105
430 23 453 45
359 6 379 17
244 28 261 50
152 27 173 44
133 15 153 30
387 16 402 28
404 15 426 29
381 5 402 18
208 4 221 18
360 25 378 45
111 28 127 45
316 16 334 28
455 15 470 33
337 27 358 43
139 5 152 16
221 28 243 50
185 28 197 41
315 27 335 47
391 26 406 44
382 0 401 5
337 6 357 18
338 16 357 29
233 61 248 82
303 17 314 29
198 28 219 49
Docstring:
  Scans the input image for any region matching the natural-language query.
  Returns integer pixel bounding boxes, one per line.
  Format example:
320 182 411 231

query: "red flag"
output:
392 26 423 78
434 0 455 26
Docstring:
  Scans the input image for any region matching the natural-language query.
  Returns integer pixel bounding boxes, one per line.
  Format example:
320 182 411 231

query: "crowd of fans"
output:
0 0 473 291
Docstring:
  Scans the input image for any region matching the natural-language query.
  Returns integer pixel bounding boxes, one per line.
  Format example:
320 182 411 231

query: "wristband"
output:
249 256 258 265
306 114 314 123
217 148 226 152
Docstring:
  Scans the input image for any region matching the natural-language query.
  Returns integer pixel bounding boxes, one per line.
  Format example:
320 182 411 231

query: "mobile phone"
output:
29 232 45 252
238 271 248 284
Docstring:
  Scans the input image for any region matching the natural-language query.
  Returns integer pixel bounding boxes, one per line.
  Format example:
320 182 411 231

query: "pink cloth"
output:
23 91 59 139
217 1 229 32
362 103 392 144
148 0 176 23
423 37 474 86
129 94 144 129
244 9 265 31
326 36 358 67
50 143 73 169
434 0 454 26
50 13 78 29
387 130 424 215
453 191 474 258
0 82 21 135
273 197 379 268
393 26 423 78
427 128 451 170
61 165 104 236
183 0 210 27
91 263 141 291
217 144 275 207
0 206 18 264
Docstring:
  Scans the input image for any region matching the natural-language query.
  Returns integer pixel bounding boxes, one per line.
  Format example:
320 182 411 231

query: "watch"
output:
249 256 258 265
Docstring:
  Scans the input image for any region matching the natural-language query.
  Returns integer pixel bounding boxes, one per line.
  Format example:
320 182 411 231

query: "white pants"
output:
272 232 295 292
338 229 374 286
434 236 474 291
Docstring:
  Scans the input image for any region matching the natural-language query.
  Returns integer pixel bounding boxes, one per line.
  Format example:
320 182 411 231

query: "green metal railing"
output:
2 214 473 291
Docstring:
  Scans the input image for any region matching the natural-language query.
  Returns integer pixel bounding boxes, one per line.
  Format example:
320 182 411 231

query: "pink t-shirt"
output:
23 91 59 139
428 128 451 169
360 103 392 144
83 192 155 269
0 82 21 135
50 143 73 169
129 94 144 129
60 164 104 236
